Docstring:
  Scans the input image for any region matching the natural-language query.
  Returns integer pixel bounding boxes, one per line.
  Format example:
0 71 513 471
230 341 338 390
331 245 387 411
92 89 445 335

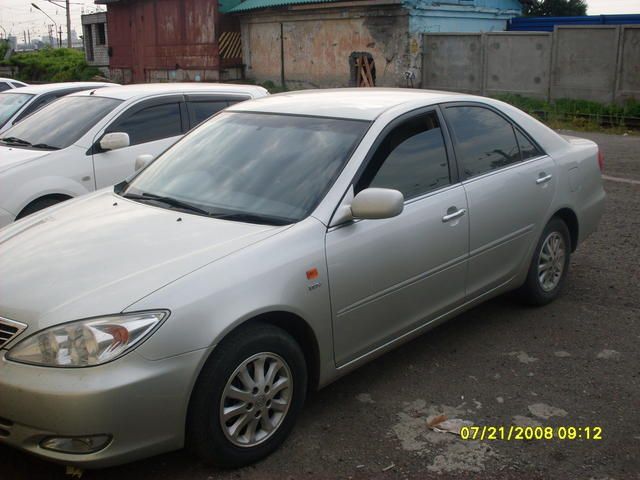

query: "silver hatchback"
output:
0 89 605 468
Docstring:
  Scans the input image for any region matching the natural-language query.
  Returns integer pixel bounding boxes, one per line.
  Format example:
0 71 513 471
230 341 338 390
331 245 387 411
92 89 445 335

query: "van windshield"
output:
123 112 369 225
0 96 122 150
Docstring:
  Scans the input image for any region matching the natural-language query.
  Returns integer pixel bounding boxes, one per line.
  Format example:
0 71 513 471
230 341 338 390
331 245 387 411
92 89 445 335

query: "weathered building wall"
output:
82 12 110 76
104 0 241 83
422 26 640 103
239 5 410 89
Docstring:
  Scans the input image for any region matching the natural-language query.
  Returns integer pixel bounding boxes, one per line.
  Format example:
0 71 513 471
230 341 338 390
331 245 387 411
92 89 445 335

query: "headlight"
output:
6 311 168 367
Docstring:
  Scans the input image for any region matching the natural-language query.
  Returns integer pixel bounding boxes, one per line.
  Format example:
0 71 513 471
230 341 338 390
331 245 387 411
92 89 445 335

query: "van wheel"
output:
517 217 571 306
17 196 69 219
187 323 307 467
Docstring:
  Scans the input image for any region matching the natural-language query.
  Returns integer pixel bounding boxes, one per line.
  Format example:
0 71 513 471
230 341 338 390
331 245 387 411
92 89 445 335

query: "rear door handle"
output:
536 173 553 185
442 208 466 223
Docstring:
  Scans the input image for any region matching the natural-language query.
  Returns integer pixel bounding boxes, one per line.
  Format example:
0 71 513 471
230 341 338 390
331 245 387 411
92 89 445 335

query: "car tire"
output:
187 323 307 468
17 196 68 220
517 217 571 306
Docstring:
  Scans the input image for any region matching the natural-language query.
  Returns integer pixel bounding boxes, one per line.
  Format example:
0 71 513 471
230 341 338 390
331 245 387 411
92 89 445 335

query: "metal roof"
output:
225 0 345 14
509 14 640 31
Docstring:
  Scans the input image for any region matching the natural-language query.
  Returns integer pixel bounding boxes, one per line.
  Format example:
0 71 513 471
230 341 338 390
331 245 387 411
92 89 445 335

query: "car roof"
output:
2 82 114 95
227 88 465 121
72 83 269 100
0 78 27 84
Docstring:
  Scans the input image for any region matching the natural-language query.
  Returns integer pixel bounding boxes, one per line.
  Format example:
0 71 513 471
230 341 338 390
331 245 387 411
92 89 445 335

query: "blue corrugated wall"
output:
509 14 640 31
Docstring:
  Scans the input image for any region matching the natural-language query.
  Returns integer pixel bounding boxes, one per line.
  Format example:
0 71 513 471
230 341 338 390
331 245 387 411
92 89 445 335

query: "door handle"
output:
442 208 466 223
536 173 553 185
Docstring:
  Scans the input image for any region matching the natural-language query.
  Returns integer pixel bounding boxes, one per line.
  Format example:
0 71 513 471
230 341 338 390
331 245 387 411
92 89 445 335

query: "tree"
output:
523 0 588 17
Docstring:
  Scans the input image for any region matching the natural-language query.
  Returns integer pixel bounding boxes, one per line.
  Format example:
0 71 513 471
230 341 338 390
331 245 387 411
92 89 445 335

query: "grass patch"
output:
493 93 640 134
8 48 101 82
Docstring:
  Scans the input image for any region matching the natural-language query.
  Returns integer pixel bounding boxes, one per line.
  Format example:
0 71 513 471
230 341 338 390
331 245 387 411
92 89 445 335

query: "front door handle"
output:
442 208 466 223
536 173 553 185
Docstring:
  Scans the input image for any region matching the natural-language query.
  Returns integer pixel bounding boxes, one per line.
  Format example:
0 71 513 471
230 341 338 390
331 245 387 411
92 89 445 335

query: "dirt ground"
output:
2 130 639 480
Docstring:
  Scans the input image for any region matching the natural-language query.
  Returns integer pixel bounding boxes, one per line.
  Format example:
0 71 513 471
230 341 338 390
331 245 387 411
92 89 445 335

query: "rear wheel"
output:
517 217 571 306
187 323 307 467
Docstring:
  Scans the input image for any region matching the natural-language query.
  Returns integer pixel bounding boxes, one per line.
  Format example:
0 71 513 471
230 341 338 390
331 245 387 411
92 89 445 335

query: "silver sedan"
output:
0 89 605 468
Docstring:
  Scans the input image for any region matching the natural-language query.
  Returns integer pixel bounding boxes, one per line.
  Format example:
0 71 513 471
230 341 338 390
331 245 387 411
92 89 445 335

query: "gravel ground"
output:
2 131 638 480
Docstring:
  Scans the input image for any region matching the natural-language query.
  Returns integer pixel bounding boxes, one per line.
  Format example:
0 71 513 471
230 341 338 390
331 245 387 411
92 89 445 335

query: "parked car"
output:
0 77 28 92
0 82 115 135
0 83 268 227
0 89 605 468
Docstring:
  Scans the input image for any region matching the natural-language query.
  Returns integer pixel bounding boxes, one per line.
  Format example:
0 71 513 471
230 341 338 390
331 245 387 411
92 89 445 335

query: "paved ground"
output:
3 131 639 480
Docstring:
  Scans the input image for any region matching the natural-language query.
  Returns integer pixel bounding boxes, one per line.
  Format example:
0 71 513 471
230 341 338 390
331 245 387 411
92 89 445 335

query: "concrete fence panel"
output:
484 32 551 99
618 26 640 102
422 25 639 104
422 33 483 94
551 26 620 104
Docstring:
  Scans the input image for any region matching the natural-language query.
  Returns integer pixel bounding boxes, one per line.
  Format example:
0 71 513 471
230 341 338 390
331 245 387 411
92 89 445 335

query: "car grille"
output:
0 317 27 349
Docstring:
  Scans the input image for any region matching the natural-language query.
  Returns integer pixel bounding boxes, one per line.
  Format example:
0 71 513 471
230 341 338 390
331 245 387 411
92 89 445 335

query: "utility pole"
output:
65 0 72 48
58 26 63 48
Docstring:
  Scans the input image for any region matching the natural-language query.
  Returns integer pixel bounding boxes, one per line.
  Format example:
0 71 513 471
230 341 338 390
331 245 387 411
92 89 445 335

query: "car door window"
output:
515 129 543 161
0 83 10 92
360 111 451 200
187 100 228 127
445 106 521 179
107 102 183 146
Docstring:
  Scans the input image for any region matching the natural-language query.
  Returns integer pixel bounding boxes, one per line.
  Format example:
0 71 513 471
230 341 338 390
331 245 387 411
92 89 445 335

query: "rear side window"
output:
360 111 450 200
445 106 521 179
515 129 543 161
108 102 183 146
187 101 228 127
10 82 25 88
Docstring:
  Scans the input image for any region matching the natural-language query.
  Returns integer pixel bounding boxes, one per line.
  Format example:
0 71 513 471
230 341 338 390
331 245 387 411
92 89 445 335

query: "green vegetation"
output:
523 0 587 17
0 40 9 60
493 93 640 133
6 48 101 82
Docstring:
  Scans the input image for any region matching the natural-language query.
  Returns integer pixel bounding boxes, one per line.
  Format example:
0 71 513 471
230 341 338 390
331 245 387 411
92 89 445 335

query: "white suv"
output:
0 83 268 227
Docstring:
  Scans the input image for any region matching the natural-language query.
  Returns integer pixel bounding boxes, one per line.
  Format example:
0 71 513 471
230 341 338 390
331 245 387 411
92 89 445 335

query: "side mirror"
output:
135 154 154 171
100 132 130 151
350 188 404 220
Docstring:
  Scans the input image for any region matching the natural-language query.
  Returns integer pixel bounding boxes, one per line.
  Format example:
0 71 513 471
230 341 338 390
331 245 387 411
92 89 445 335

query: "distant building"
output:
95 0 242 84
82 12 110 76
229 0 524 88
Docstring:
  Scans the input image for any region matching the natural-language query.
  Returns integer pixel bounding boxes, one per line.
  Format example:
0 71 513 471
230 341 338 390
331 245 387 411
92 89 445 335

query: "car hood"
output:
0 145 51 173
0 190 287 334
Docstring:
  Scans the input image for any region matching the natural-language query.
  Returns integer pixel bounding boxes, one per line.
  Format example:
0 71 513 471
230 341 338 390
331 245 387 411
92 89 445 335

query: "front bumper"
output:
0 347 211 468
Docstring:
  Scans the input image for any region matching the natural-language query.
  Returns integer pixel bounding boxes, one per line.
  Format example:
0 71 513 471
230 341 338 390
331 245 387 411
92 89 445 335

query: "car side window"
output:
10 82 24 88
107 102 183 146
13 95 54 122
187 100 228 128
515 129 543 161
0 83 10 92
360 111 451 200
445 106 521 179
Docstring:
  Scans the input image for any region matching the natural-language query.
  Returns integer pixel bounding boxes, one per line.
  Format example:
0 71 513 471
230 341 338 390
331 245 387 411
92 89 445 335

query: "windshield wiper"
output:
210 212 293 226
122 192 211 216
0 136 31 146
31 143 60 151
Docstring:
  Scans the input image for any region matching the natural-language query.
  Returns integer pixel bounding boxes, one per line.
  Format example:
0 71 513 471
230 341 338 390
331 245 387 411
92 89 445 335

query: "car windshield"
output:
0 96 122 150
0 92 34 128
123 112 369 225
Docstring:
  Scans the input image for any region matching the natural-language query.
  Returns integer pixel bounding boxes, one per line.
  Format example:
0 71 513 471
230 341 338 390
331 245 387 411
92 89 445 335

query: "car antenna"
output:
90 90 96 95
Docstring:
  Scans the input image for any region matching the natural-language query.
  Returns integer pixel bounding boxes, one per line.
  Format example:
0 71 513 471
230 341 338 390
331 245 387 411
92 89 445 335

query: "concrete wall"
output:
239 5 410 89
422 26 640 103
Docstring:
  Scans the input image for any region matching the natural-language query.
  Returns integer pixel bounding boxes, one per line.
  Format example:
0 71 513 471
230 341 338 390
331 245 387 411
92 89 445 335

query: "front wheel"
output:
187 323 307 467
517 217 571 306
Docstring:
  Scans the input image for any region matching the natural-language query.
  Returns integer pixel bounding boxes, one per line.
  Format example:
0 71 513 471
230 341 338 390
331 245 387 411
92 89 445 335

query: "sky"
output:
0 0 639 41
